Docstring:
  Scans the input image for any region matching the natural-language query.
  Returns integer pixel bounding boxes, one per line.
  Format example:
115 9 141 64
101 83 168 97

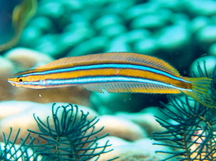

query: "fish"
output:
0 0 37 51
8 52 215 108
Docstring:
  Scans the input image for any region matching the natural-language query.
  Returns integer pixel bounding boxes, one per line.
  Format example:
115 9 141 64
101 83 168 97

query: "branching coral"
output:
0 103 116 160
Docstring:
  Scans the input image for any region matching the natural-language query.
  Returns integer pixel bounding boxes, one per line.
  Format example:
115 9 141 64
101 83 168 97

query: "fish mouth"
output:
7 80 16 86
7 80 13 84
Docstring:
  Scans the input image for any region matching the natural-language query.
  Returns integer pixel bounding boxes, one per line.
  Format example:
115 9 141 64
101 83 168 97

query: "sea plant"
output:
153 62 216 161
0 103 116 160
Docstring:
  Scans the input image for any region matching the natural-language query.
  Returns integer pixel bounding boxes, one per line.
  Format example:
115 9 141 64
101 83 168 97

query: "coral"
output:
2 1 216 159
0 103 115 160
0 56 14 101
2 48 90 106
94 115 148 141
91 136 172 160
190 55 216 77
0 101 99 141
5 47 54 69
115 107 165 135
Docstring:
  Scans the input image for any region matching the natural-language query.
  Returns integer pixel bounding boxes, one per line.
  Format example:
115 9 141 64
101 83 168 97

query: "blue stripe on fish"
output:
11 75 192 91
12 63 190 83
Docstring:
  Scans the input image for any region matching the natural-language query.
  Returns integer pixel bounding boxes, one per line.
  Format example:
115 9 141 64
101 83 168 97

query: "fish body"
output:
8 52 214 108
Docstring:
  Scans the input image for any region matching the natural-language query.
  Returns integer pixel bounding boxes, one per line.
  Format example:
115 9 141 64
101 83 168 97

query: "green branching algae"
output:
0 103 116 161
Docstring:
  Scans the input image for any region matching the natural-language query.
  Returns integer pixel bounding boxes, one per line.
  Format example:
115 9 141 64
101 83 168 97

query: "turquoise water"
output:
0 0 216 160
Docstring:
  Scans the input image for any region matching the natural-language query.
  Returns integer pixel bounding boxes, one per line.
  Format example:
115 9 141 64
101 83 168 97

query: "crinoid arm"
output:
153 96 216 161
28 103 117 160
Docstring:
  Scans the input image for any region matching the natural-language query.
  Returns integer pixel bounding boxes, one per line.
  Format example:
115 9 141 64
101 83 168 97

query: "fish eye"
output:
18 78 23 82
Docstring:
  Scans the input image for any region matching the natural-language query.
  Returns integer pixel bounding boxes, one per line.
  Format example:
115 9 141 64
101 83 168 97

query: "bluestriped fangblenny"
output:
8 52 215 108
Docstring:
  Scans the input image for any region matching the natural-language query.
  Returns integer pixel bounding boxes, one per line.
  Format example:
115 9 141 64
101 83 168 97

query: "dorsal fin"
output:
36 52 180 75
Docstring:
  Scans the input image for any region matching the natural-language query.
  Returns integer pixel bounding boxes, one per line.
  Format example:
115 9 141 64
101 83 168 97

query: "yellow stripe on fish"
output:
8 52 215 108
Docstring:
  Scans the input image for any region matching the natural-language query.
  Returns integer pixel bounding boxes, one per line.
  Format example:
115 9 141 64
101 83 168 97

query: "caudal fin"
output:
183 77 215 108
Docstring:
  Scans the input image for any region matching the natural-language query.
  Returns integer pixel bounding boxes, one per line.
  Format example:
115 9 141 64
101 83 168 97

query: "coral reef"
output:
153 95 216 160
2 0 216 110
0 101 98 140
1 48 90 106
153 62 216 160
0 103 116 160
0 100 170 160
0 0 216 160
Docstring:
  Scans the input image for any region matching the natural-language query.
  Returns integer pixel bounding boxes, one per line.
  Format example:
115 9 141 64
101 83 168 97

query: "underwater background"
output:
0 0 216 160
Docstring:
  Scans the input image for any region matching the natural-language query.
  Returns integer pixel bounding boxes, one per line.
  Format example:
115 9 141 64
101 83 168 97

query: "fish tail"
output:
183 77 215 108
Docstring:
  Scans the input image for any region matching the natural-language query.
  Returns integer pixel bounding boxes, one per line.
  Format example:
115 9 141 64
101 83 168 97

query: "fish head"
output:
8 71 47 89
8 76 24 87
